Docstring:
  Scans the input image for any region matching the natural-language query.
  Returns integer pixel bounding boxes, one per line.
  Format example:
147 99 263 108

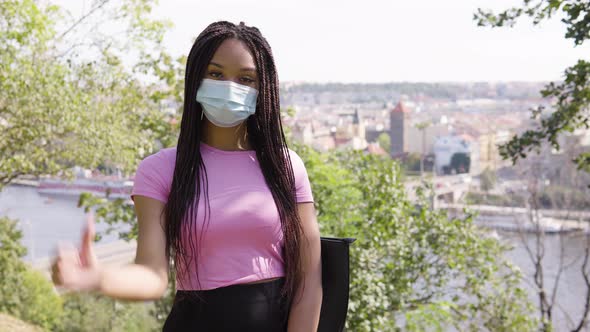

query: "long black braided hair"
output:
164 21 305 310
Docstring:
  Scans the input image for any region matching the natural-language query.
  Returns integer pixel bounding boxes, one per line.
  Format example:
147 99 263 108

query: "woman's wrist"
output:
93 264 106 293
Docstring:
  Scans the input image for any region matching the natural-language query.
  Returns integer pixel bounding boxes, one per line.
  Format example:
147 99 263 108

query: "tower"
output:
352 108 365 140
389 101 410 157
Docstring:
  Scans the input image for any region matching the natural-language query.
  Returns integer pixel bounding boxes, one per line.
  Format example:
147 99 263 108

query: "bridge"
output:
405 174 472 208
440 203 590 221
440 203 590 233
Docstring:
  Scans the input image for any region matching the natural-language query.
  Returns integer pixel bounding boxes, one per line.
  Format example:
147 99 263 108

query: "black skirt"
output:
162 277 289 332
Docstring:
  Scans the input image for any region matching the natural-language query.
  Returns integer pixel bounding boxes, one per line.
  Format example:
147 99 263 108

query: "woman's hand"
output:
51 212 102 292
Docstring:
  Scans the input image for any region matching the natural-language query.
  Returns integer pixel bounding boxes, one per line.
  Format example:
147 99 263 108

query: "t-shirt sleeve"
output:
289 149 314 203
130 153 170 204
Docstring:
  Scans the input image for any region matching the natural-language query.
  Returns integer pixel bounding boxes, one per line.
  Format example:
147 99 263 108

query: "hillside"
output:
0 313 43 332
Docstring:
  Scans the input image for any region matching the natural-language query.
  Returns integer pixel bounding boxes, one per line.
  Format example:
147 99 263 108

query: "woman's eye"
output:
241 77 255 84
209 72 222 78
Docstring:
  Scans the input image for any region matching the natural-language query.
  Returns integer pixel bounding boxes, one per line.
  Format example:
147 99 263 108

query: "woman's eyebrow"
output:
209 62 256 72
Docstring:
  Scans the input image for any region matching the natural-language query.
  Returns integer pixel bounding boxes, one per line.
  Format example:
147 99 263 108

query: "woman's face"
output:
204 38 259 90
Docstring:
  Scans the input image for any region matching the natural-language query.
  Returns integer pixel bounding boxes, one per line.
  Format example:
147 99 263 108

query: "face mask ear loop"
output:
201 110 204 121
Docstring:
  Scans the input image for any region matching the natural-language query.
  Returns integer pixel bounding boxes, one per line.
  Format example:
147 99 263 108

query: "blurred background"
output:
1 0 589 331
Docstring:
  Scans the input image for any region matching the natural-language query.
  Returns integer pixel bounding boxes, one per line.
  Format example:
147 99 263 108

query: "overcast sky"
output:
59 0 589 83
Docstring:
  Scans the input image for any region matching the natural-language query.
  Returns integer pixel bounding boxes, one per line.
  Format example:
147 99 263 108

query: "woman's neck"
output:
200 119 252 151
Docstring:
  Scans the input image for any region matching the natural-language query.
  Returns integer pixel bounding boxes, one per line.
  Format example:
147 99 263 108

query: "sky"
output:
58 0 589 83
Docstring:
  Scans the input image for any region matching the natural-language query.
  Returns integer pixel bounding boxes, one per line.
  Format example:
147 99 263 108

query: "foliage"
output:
293 143 536 331
465 192 527 208
1 0 182 329
0 217 63 331
77 194 174 329
0 216 158 332
475 1 590 171
0 217 28 316
538 185 590 210
377 132 391 154
18 269 63 331
149 277 175 330
6 0 540 329
480 167 497 192
78 193 136 241
0 0 182 189
475 0 589 46
59 292 157 332
402 153 422 172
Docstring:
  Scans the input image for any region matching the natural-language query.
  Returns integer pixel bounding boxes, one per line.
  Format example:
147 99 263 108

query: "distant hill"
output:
279 81 547 106
0 313 42 332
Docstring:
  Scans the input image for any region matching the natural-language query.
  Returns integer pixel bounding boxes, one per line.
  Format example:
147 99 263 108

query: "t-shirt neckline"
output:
199 141 256 155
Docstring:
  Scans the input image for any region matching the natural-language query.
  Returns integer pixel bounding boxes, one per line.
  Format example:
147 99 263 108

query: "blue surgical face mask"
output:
196 78 258 127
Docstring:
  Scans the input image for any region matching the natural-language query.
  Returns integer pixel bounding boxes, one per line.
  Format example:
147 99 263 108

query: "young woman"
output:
51 21 323 331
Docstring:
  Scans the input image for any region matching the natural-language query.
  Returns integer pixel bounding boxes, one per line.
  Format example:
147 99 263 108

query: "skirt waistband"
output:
174 277 286 303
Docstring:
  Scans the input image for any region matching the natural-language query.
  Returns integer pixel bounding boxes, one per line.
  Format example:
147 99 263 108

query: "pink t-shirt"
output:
130 141 314 290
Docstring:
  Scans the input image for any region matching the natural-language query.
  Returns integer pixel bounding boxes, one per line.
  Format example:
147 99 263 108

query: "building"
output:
389 101 411 157
333 109 368 150
406 116 451 156
477 129 511 170
388 101 451 158
434 135 480 175
292 122 314 146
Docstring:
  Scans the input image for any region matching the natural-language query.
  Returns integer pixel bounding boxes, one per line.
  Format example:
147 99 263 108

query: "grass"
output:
0 313 43 332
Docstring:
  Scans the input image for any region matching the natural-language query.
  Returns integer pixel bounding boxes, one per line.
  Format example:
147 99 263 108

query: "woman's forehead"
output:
209 38 256 70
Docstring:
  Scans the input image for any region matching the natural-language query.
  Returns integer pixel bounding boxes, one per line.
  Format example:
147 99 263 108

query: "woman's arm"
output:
287 202 323 332
51 195 169 301
99 195 169 300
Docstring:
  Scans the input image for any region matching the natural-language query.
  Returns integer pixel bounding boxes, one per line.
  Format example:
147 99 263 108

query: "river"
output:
0 185 123 262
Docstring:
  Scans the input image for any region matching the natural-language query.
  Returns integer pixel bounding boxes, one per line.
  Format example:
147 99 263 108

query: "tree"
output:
402 153 422 173
415 121 431 177
377 132 391 154
1 0 181 330
0 216 29 317
475 1 590 172
294 143 535 331
0 0 183 189
476 4 590 330
0 217 158 331
60 292 157 332
18 269 63 331
480 167 497 192
0 217 63 330
508 155 590 332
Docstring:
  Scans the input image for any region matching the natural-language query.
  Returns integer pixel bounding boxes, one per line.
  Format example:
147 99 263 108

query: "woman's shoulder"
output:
131 147 177 203
142 146 176 161
136 146 177 173
287 148 305 168
157 146 177 161
286 148 311 183
286 147 314 202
